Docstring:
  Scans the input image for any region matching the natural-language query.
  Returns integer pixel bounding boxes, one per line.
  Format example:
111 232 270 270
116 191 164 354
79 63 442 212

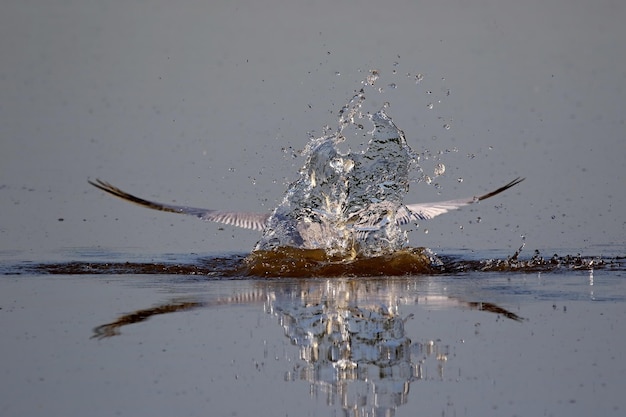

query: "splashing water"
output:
83 67 527 273
256 87 417 257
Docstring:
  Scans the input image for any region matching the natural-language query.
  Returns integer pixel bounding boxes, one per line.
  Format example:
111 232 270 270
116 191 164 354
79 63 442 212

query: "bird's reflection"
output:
93 278 521 416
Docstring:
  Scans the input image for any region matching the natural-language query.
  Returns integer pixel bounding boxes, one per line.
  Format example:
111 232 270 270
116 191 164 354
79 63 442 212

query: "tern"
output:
88 177 524 234
89 109 524 255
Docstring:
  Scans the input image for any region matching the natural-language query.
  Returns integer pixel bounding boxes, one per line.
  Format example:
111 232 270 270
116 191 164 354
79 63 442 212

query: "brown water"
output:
16 246 622 278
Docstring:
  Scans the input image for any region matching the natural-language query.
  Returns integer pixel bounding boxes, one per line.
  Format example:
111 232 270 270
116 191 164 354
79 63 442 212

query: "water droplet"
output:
426 103 434 110
366 70 379 85
434 163 445 176
424 229 429 234
443 124 451 130
457 177 464 183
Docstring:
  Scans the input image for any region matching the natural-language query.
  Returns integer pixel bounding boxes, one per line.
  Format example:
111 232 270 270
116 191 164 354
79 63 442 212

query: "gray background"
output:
2 0 624 256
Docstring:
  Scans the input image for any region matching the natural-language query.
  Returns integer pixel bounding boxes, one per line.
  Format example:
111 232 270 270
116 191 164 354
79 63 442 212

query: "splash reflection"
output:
93 278 521 416
272 279 452 415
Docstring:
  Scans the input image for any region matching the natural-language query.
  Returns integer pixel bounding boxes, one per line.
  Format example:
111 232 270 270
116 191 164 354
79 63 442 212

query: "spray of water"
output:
255 82 418 257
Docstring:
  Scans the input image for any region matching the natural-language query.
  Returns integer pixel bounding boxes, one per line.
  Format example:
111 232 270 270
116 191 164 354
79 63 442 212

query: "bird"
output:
89 110 524 255
88 177 524 234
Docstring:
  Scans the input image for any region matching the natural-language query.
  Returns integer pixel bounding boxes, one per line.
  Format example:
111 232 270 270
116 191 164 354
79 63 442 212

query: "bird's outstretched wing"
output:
396 177 525 224
90 177 523 231
88 179 270 231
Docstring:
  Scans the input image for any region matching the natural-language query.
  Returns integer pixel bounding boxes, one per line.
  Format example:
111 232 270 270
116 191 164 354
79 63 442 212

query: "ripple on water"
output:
10 248 624 278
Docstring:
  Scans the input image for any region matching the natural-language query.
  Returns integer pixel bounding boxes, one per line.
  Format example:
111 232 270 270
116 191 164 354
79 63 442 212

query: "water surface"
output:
2 247 625 416
2 2 625 416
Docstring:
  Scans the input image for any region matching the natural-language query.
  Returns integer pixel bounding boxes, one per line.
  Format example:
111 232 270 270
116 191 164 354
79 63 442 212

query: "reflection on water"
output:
90 277 522 416
5 248 623 416
92 299 205 339
275 280 427 415
269 279 523 416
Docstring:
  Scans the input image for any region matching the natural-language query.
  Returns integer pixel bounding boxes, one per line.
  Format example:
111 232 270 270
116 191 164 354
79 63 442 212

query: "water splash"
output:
255 83 417 257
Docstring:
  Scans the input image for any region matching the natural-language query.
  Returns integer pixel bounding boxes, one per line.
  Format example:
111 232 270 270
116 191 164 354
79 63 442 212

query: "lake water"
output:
1 247 625 417
2 1 625 416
